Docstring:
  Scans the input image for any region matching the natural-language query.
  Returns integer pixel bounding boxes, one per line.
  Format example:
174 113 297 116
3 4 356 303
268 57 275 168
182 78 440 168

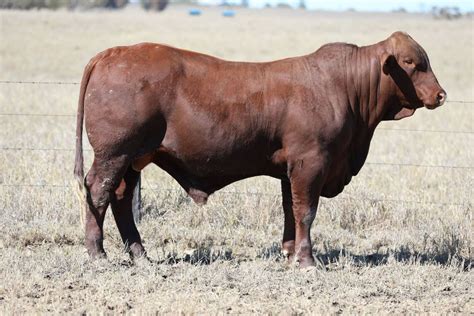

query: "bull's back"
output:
85 43 299 175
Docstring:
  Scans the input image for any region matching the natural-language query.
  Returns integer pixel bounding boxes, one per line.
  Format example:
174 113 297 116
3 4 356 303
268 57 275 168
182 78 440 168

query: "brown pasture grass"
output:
0 6 473 313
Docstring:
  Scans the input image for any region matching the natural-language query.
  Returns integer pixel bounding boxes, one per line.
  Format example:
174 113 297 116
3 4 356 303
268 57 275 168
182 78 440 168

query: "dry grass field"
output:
0 5 473 313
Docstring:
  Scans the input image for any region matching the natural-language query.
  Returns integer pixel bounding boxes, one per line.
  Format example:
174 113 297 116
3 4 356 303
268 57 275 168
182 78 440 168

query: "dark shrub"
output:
141 0 169 11
0 0 128 9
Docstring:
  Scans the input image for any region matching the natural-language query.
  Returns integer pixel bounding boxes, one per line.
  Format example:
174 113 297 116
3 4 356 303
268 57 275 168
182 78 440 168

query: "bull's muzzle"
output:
424 89 447 109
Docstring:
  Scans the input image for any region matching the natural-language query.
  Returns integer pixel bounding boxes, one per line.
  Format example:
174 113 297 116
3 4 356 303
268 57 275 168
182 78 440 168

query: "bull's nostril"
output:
437 91 446 104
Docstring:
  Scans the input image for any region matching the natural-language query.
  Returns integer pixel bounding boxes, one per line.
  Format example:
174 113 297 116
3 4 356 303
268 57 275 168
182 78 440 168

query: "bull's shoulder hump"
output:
313 42 358 55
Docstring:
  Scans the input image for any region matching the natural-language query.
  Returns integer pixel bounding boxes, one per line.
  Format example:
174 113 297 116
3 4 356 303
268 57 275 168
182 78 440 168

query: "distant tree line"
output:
431 6 463 19
0 0 169 10
392 6 466 19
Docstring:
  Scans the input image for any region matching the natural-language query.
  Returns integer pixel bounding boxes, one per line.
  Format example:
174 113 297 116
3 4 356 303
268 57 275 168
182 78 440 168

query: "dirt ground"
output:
0 5 472 314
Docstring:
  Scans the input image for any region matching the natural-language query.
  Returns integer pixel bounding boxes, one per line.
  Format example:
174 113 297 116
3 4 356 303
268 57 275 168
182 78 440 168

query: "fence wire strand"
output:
0 147 92 152
0 113 75 117
377 127 473 135
0 80 79 85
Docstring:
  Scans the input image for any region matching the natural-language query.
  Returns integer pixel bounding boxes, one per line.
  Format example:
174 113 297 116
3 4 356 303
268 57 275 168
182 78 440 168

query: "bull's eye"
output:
404 59 414 65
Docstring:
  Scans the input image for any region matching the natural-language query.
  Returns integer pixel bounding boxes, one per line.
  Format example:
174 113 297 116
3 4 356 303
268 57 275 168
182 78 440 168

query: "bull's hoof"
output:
282 250 295 263
129 242 147 259
87 248 107 259
282 240 295 262
86 238 107 259
294 255 315 269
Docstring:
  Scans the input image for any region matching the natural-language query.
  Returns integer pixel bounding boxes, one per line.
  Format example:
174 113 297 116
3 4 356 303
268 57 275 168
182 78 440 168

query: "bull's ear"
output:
382 54 397 75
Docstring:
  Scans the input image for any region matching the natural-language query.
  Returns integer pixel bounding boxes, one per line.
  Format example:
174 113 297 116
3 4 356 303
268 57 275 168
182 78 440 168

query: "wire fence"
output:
1 79 472 212
0 80 80 85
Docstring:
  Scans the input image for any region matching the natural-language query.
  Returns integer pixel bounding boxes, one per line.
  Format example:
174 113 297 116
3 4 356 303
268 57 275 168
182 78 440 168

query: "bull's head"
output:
381 31 446 120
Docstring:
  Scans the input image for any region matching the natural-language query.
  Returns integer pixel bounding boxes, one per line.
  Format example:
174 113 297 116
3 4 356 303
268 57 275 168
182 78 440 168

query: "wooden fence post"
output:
132 173 142 223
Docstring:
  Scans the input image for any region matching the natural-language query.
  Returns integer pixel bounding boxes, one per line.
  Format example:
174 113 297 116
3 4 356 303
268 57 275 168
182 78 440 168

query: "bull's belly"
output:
132 145 286 202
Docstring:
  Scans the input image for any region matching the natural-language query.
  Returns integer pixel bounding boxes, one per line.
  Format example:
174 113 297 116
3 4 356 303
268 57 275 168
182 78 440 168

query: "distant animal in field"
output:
74 32 446 267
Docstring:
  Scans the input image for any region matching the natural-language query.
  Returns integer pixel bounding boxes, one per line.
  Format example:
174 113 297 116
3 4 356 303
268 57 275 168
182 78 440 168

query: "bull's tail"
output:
74 57 97 225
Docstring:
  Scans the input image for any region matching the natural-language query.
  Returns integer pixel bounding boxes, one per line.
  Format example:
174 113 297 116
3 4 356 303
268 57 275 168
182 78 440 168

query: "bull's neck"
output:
346 44 387 132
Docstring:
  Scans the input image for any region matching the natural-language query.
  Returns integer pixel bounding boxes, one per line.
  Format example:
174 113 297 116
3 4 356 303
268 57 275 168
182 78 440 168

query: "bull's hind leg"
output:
84 156 130 258
110 166 146 259
281 179 295 261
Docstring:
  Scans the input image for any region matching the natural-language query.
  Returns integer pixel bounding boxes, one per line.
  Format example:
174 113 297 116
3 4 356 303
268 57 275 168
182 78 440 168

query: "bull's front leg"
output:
287 158 324 268
281 179 295 261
